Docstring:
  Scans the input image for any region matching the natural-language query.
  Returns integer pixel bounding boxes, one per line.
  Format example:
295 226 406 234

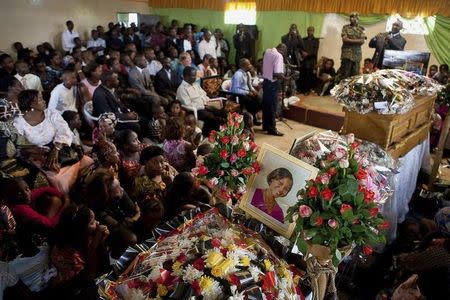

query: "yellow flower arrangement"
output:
240 256 250 267
263 259 272 271
199 275 214 291
206 251 224 268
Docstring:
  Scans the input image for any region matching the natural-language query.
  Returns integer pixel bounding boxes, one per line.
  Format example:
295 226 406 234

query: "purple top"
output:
250 188 284 223
262 48 284 82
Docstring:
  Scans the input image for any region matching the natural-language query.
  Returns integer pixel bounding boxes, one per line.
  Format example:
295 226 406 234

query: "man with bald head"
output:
369 19 406 68
230 58 262 125
262 43 286 136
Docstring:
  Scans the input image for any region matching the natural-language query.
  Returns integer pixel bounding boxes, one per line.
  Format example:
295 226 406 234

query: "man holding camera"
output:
262 43 287 136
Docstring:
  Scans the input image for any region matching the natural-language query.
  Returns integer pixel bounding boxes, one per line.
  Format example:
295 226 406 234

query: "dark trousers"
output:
262 79 279 132
197 107 226 136
238 94 262 116
337 58 360 82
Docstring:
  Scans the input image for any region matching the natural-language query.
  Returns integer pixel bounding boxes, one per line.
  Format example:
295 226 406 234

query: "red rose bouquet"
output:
287 139 388 266
192 112 260 202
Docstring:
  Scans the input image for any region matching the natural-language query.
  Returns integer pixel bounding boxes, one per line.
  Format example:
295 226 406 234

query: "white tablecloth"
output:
382 139 429 242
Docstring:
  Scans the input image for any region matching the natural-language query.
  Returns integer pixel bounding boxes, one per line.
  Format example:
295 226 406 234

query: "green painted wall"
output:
150 8 323 60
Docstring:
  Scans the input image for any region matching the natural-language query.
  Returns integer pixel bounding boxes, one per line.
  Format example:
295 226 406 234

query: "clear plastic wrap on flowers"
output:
290 131 398 205
331 69 442 115
100 209 304 300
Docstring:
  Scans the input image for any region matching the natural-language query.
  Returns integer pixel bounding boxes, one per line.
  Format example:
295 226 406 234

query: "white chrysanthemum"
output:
123 287 147 300
228 286 245 300
201 279 222 300
230 247 257 261
147 264 164 281
248 265 263 282
182 265 204 283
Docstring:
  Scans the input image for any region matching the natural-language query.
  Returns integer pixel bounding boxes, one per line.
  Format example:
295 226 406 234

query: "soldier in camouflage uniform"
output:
337 12 366 82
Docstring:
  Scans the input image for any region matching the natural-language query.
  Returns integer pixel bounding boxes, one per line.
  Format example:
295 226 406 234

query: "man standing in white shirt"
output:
62 20 79 54
176 66 225 135
87 29 106 56
198 31 219 60
48 70 78 113
14 60 43 91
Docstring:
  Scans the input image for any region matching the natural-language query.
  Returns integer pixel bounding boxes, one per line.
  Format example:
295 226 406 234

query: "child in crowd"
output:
147 103 166 145
132 146 177 204
116 129 147 190
0 178 64 231
62 111 82 147
196 143 213 157
184 114 202 148
361 58 375 74
209 57 219 76
162 117 196 172
243 112 255 141
165 172 211 220
427 64 438 78
167 100 186 119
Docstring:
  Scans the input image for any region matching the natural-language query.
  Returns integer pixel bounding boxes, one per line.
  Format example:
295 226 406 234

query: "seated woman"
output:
315 58 336 96
162 117 196 172
131 146 177 205
250 168 293 223
0 177 64 231
13 90 93 193
50 204 109 298
116 129 147 190
0 96 49 188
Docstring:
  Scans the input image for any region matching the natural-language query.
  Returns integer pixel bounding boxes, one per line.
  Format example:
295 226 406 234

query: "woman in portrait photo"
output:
250 167 293 223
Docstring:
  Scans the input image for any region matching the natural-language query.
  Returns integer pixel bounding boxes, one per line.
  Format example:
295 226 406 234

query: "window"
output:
117 12 139 27
386 14 429 35
224 2 256 25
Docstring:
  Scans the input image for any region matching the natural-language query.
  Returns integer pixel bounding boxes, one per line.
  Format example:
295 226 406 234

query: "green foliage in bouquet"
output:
286 142 388 265
192 112 260 201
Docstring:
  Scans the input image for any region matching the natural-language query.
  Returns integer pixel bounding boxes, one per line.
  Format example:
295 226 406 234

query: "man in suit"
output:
128 53 169 107
155 57 179 101
93 71 140 132
233 24 252 67
369 19 406 68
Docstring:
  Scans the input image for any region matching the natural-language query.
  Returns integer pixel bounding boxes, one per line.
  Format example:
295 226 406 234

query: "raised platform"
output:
284 95 345 131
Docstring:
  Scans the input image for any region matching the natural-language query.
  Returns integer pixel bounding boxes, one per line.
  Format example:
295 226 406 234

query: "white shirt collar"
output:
136 66 144 73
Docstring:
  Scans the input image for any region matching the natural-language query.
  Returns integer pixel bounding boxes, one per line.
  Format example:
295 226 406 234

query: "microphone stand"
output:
276 77 293 130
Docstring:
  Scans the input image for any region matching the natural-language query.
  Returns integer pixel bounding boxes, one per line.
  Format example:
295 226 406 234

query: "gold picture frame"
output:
239 143 319 238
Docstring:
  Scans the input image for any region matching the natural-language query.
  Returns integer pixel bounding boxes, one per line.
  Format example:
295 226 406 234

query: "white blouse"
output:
13 108 73 147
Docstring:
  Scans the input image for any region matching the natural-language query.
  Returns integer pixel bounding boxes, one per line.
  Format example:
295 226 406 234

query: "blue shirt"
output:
230 69 250 95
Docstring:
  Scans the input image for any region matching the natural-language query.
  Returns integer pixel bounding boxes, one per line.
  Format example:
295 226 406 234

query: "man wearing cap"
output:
369 19 407 68
337 13 366 81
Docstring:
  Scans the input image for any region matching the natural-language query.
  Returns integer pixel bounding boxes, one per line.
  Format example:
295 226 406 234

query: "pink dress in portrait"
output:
250 188 284 223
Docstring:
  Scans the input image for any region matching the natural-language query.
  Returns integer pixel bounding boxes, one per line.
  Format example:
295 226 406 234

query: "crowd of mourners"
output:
0 19 263 299
0 18 448 300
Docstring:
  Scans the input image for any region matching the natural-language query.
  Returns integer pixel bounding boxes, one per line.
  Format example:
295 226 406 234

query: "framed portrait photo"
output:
239 143 319 238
